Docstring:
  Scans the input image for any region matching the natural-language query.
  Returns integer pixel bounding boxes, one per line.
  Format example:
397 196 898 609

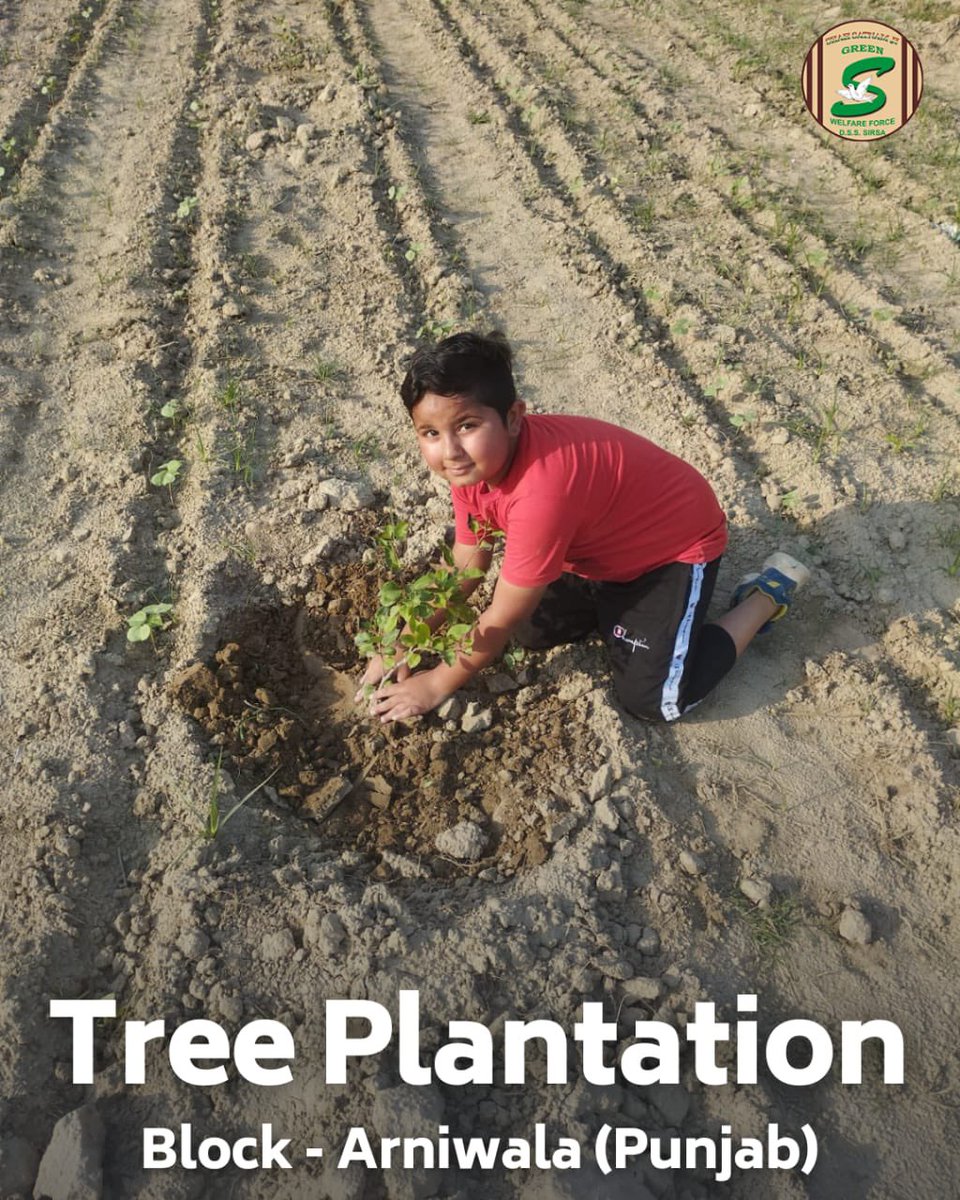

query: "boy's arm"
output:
370 576 545 723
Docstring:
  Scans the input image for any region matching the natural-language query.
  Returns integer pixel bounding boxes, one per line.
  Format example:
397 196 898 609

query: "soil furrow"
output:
0 0 112 199
714 0 959 203
451 0 960 485
602 0 960 345
518 0 960 387
0 0 221 1153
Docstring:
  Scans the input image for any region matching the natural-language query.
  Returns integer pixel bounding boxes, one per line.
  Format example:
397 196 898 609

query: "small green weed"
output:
884 419 927 455
849 222 873 260
631 199 656 231
217 377 242 412
176 195 199 222
811 401 843 463
238 252 269 279
127 602 174 643
312 356 343 383
937 525 960 577
272 18 311 71
352 433 381 467
151 459 183 500
734 892 802 961
416 316 454 341
729 176 757 212
228 428 257 485
502 645 529 673
203 751 279 840
467 109 491 125
160 398 187 424
704 375 729 399
219 536 257 565
377 518 409 572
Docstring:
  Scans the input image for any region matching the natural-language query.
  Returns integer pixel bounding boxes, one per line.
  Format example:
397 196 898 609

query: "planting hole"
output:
169 561 599 875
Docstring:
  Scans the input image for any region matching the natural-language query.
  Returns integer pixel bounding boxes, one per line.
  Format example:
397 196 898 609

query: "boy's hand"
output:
354 656 410 704
369 671 449 724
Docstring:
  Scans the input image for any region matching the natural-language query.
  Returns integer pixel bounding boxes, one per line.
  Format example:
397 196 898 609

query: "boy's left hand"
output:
369 671 450 724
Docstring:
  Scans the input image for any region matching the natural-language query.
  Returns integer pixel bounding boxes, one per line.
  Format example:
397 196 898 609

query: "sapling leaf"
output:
410 618 431 644
126 602 173 642
150 460 183 488
356 519 488 698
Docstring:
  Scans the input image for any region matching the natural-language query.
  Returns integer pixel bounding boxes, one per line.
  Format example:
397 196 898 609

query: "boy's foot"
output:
731 552 811 635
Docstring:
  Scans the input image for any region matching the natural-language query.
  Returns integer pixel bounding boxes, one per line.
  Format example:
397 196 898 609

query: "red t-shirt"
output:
451 414 727 587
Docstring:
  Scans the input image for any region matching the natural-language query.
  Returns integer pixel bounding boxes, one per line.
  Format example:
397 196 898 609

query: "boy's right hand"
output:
354 656 410 704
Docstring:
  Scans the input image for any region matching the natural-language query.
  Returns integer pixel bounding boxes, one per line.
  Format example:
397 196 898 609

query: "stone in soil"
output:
460 702 493 733
838 907 873 945
595 796 620 832
622 976 662 1002
436 820 486 861
588 762 616 800
739 877 773 908
262 928 297 961
679 849 705 875
33 1105 104 1200
637 927 661 956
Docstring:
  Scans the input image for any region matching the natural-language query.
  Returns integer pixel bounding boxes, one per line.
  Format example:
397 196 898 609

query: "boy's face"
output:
410 392 525 488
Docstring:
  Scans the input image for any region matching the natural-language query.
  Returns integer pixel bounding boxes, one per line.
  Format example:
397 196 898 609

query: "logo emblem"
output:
802 20 922 141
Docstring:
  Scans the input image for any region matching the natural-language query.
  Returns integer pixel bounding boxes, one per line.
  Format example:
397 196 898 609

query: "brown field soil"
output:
1 0 959 1197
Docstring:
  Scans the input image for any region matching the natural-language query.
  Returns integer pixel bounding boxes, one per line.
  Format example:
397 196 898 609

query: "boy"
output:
357 331 808 725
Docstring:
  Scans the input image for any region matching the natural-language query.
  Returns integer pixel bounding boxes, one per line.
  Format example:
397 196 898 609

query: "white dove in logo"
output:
838 76 873 102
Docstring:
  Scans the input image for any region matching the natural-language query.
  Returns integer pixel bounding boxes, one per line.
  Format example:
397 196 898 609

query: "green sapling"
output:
151 458 183 502
127 602 174 643
354 519 495 699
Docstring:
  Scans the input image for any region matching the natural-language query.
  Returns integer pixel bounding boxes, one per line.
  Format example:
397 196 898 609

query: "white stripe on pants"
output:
660 563 705 722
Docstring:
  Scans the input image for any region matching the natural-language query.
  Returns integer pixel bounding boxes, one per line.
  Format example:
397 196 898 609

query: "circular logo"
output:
801 20 923 141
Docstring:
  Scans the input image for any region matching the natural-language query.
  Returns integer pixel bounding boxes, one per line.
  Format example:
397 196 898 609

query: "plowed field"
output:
1 1 959 1197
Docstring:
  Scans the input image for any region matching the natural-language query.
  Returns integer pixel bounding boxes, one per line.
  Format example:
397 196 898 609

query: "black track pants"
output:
513 559 737 722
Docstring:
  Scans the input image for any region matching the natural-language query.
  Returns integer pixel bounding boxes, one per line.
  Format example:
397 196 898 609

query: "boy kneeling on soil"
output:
357 330 808 724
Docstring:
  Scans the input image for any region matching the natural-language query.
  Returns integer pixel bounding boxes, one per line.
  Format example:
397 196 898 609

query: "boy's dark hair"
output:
400 330 517 421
